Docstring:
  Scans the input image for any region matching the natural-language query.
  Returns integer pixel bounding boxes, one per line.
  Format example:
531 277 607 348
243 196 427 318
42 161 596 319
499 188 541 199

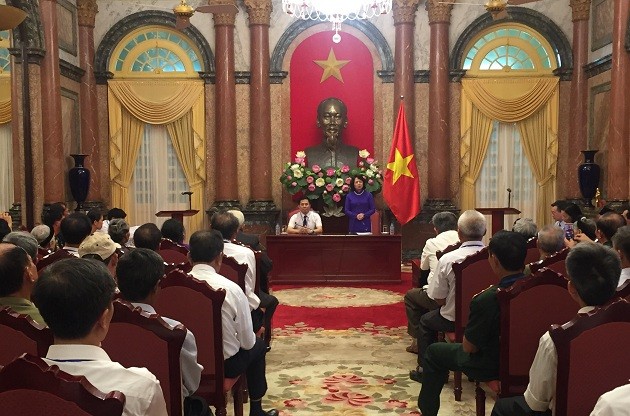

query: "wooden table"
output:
266 234 402 284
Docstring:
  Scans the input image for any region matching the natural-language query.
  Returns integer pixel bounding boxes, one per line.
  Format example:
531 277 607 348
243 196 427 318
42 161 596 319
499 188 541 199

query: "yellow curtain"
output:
459 77 559 218
0 78 11 124
518 88 559 226
108 80 203 124
109 89 145 223
165 93 206 235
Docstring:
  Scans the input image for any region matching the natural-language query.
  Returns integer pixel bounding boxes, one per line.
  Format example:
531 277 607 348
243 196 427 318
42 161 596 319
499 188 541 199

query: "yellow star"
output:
386 149 415 184
314 49 350 83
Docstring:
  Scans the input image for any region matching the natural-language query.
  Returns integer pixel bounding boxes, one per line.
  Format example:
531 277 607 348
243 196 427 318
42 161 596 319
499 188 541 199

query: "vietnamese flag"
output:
383 102 421 225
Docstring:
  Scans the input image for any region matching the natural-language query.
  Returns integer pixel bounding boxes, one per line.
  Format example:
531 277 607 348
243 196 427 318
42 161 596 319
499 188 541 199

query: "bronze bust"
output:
305 98 359 168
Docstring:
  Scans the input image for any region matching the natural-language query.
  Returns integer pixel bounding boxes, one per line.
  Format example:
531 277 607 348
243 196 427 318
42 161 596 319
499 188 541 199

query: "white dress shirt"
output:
426 241 485 322
590 384 630 416
420 229 459 288
617 267 630 289
189 264 256 359
44 344 168 416
288 210 322 231
131 302 203 397
524 306 594 415
222 241 260 310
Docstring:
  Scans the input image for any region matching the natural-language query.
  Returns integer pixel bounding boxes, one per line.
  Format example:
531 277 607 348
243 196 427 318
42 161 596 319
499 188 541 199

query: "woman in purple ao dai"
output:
344 176 376 234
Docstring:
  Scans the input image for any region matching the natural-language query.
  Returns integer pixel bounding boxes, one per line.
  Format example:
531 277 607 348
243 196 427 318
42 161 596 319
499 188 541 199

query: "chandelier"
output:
282 0 392 43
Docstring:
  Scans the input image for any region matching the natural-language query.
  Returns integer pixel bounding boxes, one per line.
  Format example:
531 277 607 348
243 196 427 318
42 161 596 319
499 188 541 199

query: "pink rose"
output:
368 179 374 184
301 162 305 167
359 161 364 167
295 157 304 164
366 157 374 164
308 184 316 191
287 176 292 180
345 177 352 184
326 168 335 177
312 164 321 173
340 165 350 173
342 185 349 192
332 193 341 202
325 183 334 192
291 182 297 187
318 172 324 177
306 176 314 183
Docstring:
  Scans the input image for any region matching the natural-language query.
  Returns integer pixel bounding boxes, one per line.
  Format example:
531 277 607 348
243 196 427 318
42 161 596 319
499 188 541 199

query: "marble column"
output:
244 0 276 216
426 0 452 201
39 0 65 205
76 0 102 208
566 0 591 200
607 0 629 202
392 0 419 128
213 1 240 209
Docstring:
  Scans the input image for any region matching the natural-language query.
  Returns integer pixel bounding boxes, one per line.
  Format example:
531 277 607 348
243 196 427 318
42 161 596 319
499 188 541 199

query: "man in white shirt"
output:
188 230 278 416
410 209 486 381
491 242 621 416
116 248 203 399
612 226 630 289
550 200 566 228
31 258 168 416
404 211 459 354
590 384 630 416
211 211 279 338
287 198 323 234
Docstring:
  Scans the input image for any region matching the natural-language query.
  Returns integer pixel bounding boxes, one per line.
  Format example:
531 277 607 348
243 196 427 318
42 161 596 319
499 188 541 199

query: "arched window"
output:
461 23 558 227
0 30 14 211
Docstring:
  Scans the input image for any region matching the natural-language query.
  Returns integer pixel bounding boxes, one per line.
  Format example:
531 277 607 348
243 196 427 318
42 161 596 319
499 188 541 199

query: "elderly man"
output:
410 210 487 382
0 242 44 325
404 211 459 354
305 97 359 169
524 225 565 275
78 232 119 277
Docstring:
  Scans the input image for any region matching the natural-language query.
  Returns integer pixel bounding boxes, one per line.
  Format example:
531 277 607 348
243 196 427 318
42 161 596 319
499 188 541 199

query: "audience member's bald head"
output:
210 211 239 240
537 225 565 257
596 212 626 243
457 210 487 241
133 223 162 251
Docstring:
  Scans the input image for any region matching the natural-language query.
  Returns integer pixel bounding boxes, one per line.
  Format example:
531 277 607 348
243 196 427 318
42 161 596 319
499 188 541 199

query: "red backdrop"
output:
290 31 374 158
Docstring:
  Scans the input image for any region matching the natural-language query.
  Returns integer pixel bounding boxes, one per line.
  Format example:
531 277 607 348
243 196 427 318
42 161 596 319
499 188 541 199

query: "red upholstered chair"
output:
164 261 193 274
436 241 462 260
159 238 189 255
450 247 494 401
551 299 630 416
155 269 243 416
370 209 382 234
0 354 125 416
36 249 75 274
101 300 186 416
159 248 190 265
286 208 300 225
36 247 51 263
471 268 577 416
219 255 248 293
528 247 569 276
0 307 53 366
615 280 630 301
524 237 539 265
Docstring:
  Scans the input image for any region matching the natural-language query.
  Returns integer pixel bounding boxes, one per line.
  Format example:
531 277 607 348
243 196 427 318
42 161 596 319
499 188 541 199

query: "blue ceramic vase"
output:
69 154 90 211
578 150 600 207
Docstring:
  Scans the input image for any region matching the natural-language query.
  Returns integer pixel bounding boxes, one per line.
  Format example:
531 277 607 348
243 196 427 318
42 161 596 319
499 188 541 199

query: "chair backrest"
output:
0 354 125 416
452 247 494 340
0 307 53 366
101 300 186 416
36 249 74 274
436 241 462 260
159 238 189 255
371 210 382 234
286 208 300 224
529 247 569 276
615 280 630 301
551 299 630 416
154 269 229 407
524 237 539 265
158 248 190 265
36 247 51 263
219 255 247 292
496 268 576 397
164 261 193 275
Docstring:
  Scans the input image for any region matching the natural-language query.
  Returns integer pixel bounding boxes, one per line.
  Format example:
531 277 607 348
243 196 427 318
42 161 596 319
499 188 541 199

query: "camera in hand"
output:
564 223 574 240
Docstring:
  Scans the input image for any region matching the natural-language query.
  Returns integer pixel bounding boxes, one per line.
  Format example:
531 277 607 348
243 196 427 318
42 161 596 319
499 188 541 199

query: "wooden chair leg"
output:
475 381 486 416
231 378 244 416
454 370 462 401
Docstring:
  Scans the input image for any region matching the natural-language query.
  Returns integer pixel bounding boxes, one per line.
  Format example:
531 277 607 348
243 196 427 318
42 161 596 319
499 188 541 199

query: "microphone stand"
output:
507 188 512 208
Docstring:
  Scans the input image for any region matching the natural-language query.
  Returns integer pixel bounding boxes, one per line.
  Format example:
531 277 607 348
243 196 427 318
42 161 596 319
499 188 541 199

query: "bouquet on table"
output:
280 149 383 216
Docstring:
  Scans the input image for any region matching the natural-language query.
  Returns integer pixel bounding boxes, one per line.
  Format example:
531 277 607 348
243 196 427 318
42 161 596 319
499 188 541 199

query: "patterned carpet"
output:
226 273 495 415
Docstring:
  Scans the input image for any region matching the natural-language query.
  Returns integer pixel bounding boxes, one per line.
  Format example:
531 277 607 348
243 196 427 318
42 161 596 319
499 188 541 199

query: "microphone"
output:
181 191 193 211
507 188 512 208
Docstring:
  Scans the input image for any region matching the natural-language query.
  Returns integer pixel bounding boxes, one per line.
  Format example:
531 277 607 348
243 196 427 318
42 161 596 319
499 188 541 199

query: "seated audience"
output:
31 224 53 250
188 230 278 416
410 210 487 382
161 218 187 247
87 208 104 233
59 212 92 257
612 225 630 289
116 248 202 398
404 211 458 354
3 231 39 264
550 200 567 228
133 223 162 252
0 242 45 325
524 225 564 275
287 198 323 235
109 218 131 255
590 384 630 416
512 218 537 240
491 242 621 416
211 211 278 337
574 216 597 241
0 216 11 241
42 202 67 250
32 258 168 416
418 231 527 416
100 207 127 234
575 211 626 247
79 232 119 278
560 203 582 224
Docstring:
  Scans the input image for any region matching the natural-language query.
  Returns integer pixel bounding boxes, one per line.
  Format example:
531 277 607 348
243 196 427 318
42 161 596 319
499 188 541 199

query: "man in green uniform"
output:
418 230 527 416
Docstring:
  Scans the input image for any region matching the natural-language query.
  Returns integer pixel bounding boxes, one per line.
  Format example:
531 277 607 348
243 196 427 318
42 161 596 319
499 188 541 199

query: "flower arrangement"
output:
280 149 383 212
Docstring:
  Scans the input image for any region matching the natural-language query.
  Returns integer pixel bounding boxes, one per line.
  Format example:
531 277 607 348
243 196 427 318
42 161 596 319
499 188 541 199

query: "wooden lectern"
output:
475 207 521 236
155 210 199 223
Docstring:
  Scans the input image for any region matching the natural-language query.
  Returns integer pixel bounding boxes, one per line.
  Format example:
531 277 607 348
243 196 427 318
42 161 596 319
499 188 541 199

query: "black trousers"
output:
417 308 455 367
224 337 268 400
259 291 279 345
